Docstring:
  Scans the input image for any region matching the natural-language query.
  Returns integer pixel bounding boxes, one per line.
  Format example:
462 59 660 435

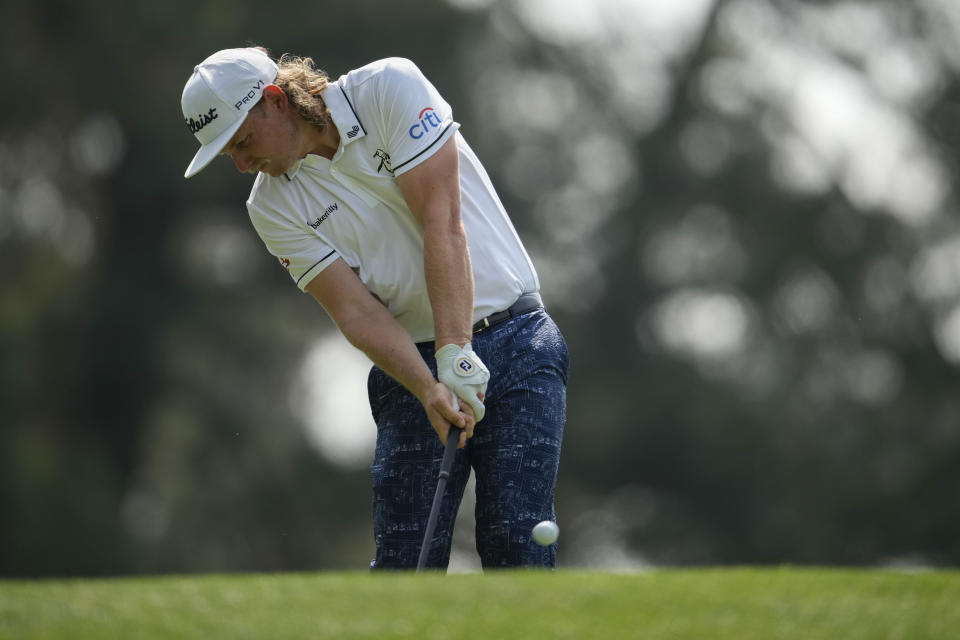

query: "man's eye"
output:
238 135 251 148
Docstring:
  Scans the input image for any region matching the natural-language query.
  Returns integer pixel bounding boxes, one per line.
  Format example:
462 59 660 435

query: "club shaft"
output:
416 427 461 571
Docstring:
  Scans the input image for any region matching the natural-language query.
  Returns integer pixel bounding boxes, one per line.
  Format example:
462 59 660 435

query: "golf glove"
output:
435 343 489 422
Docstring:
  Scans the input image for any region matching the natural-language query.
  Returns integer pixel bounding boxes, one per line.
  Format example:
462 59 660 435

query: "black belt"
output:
473 293 542 333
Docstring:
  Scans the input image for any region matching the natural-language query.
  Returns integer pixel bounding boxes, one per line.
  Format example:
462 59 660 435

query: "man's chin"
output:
260 164 288 178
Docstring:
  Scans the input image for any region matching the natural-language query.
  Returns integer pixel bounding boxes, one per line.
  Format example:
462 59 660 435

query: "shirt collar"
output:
323 82 367 146
282 82 366 181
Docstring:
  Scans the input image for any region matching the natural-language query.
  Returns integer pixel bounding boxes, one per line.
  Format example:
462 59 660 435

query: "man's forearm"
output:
336 301 472 442
394 136 475 350
337 304 437 403
303 256 471 441
423 213 474 349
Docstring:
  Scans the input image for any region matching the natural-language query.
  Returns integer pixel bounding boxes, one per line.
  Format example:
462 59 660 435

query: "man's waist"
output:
472 292 542 333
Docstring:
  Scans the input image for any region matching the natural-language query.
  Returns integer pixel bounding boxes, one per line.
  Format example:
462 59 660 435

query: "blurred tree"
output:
451 0 960 567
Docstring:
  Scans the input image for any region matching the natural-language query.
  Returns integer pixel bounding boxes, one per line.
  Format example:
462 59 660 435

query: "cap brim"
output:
183 113 248 178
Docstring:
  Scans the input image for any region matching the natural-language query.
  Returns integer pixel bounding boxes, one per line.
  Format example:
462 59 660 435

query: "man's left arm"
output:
395 136 489 419
396 136 472 348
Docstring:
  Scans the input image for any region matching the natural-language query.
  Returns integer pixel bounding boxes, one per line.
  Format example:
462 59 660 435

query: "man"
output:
180 47 568 569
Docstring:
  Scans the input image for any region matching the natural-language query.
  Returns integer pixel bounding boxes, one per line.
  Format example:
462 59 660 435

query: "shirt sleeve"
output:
247 197 339 291
373 58 461 176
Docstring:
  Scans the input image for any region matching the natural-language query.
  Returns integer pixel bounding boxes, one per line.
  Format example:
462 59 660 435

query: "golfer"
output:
180 47 568 569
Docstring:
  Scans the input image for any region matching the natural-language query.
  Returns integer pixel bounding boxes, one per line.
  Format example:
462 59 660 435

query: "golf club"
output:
416 424 462 571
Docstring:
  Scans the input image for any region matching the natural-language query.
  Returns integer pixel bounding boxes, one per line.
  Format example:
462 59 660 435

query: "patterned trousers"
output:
367 308 568 570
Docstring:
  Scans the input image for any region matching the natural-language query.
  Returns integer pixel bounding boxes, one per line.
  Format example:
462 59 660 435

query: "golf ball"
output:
531 520 559 546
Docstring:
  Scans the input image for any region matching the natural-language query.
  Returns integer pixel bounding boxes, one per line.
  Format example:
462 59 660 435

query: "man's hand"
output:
436 343 489 422
423 381 474 448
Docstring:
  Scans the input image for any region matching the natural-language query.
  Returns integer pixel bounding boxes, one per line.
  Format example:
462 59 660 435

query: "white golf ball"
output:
531 520 559 546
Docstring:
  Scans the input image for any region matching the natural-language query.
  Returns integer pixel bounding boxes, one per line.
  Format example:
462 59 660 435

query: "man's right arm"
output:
304 257 473 447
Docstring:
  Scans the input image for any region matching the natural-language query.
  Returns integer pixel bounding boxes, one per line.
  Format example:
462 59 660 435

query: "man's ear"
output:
262 85 286 109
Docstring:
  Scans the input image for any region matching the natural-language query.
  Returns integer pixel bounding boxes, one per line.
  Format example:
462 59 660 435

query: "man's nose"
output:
231 151 253 173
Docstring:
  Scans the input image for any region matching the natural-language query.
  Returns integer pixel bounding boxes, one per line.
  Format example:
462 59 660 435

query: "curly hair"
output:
254 46 331 130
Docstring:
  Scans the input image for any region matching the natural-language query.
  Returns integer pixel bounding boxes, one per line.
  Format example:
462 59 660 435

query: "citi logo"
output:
185 108 218 134
408 107 443 139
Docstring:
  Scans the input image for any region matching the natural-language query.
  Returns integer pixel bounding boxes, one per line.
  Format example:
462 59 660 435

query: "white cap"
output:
181 48 278 178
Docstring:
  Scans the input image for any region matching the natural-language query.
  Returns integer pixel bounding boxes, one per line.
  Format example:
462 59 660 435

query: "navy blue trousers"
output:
367 308 568 570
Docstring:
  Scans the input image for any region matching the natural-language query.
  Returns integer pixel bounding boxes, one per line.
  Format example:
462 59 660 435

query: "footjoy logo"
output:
185 108 218 134
279 257 291 270
408 107 443 139
454 357 475 376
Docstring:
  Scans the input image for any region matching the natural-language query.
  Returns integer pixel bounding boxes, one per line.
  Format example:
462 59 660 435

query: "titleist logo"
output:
185 108 218 134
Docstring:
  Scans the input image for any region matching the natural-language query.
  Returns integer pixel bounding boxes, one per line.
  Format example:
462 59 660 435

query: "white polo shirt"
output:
246 57 539 342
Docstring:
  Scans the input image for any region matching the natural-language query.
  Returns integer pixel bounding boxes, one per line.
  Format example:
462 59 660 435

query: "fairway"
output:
1 568 957 639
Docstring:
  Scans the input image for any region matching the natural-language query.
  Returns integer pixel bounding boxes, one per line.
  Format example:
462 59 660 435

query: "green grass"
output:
1 568 957 639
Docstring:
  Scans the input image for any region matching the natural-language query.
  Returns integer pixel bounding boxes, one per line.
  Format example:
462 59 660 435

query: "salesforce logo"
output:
408 107 443 139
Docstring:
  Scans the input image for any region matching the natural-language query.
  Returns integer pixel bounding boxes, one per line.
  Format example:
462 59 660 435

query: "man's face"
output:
220 98 300 177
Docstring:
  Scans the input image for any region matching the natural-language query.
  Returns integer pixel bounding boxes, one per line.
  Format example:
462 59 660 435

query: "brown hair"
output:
254 46 331 130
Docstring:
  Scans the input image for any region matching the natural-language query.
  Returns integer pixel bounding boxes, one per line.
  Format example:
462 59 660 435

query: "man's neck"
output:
303 113 341 160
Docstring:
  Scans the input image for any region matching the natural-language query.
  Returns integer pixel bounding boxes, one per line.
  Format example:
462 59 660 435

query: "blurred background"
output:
2 0 959 577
